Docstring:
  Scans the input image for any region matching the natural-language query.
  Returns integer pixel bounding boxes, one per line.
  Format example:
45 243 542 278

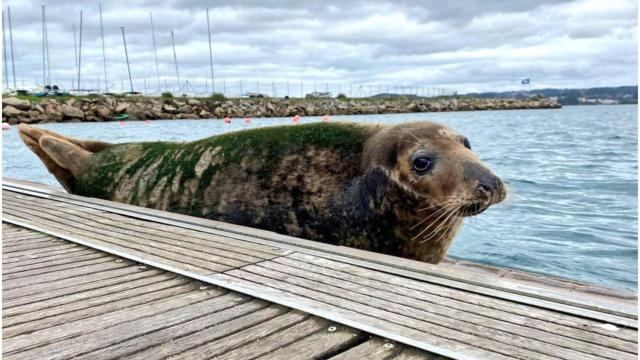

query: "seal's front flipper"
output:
18 124 112 192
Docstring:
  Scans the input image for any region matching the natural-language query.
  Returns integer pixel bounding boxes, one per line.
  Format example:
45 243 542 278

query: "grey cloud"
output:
2 0 636 94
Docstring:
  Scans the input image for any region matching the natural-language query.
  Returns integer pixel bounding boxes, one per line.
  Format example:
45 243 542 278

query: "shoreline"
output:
1 95 561 124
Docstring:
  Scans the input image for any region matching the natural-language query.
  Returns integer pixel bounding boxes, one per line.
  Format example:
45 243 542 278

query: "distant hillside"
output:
465 86 637 105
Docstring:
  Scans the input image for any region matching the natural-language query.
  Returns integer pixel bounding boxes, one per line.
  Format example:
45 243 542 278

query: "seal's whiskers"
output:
410 199 459 230
411 202 459 240
419 207 461 244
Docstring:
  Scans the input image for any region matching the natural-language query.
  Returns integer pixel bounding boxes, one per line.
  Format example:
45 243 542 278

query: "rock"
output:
3 97 31 111
115 102 129 113
199 109 211 118
406 102 418 112
61 104 85 119
45 109 64 122
32 104 45 113
96 106 112 118
3 105 23 117
85 115 101 122
213 107 225 117
162 104 178 114
187 98 200 105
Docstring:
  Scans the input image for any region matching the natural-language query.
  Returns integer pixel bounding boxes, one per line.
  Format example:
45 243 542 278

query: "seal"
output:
18 121 506 263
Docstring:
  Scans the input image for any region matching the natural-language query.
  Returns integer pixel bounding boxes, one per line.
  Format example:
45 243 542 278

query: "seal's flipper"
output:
18 124 112 192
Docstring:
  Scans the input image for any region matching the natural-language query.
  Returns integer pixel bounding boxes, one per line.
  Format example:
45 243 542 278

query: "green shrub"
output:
209 92 226 101
336 93 348 100
161 92 173 98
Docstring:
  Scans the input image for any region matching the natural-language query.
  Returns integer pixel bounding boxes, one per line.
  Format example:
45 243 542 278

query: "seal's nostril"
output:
476 174 500 196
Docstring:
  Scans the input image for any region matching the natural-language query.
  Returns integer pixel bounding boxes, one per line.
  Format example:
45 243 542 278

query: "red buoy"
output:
244 117 252 124
322 115 330 122
292 114 301 124
144 120 152 125
224 117 231 124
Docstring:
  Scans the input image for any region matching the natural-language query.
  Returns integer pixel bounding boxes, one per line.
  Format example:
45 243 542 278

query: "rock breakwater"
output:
1 96 560 124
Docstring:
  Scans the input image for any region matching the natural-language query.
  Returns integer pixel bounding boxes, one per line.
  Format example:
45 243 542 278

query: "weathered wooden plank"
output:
7 180 634 322
329 337 402 360
2 238 66 253
3 252 109 275
3 210 223 275
213 272 513 360
1 228 35 238
3 202 234 272
2 243 79 260
76 299 270 359
166 310 310 360
3 276 188 332
9 292 249 360
215 317 328 359
2 233 53 244
5 191 285 258
3 268 163 308
274 256 637 354
2 260 134 290
239 264 601 360
4 193 276 262
3 273 174 319
2 256 116 281
253 323 364 360
1 245 87 265
3 264 149 302
2 248 100 270
393 347 448 360
125 304 288 360
5 196 263 268
287 252 639 343
3 286 220 355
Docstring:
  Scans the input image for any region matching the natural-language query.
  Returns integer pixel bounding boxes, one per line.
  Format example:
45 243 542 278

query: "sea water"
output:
3 104 637 291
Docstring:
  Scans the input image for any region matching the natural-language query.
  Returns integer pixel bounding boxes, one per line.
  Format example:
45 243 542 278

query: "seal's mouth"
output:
458 202 489 217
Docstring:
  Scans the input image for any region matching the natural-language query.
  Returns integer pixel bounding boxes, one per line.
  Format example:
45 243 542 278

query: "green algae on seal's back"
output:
18 121 506 264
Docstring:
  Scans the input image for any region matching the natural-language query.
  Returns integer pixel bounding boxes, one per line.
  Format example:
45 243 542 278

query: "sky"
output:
1 0 637 95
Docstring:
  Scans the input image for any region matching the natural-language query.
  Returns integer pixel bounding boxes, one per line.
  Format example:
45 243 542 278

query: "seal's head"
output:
363 121 506 262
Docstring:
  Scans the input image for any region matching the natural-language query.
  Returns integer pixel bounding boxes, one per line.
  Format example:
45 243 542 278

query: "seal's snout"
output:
460 162 506 217
475 173 506 204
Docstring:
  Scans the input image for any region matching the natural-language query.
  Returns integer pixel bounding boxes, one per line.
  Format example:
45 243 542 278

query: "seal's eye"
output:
463 137 471 150
412 156 433 174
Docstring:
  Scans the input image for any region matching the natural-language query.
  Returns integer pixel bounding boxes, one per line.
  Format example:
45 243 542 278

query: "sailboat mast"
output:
2 11 9 89
41 4 46 86
44 4 51 85
170 30 179 91
121 26 134 92
206 8 214 93
99 3 108 92
150 12 161 91
72 24 78 84
77 11 83 91
7 6 16 89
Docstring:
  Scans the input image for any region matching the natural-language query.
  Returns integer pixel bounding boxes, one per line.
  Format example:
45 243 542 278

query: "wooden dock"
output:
2 178 637 359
